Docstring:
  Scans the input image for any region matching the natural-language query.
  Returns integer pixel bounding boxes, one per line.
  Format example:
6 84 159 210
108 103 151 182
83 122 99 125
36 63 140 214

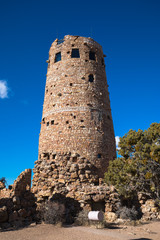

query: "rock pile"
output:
141 199 160 221
0 169 36 229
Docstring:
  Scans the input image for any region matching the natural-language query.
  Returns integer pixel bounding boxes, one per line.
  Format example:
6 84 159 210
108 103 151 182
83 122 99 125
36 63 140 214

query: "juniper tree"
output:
105 123 160 199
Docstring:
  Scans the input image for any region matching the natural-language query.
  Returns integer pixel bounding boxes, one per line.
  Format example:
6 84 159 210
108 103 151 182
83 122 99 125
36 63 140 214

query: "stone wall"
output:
0 169 36 229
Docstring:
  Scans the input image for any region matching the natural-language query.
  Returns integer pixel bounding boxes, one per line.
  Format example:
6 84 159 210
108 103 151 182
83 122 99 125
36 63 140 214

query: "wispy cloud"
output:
115 136 120 150
0 80 9 99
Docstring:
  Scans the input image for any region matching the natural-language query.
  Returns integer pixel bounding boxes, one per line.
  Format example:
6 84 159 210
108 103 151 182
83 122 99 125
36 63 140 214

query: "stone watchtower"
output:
32 35 116 202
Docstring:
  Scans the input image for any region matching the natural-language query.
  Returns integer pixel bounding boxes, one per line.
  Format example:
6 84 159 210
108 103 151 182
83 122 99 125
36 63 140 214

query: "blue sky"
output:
0 0 160 185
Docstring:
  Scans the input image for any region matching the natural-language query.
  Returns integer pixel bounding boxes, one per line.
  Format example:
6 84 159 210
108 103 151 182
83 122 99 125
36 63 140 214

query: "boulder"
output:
0 206 8 223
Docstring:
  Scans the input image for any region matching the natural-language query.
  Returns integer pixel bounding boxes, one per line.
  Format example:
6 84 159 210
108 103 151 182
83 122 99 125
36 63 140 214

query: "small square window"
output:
46 122 49 126
71 49 80 58
51 120 54 125
97 154 101 158
89 51 96 60
55 52 61 62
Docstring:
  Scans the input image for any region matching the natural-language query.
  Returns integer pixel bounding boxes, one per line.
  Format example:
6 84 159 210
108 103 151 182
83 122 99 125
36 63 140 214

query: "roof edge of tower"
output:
52 35 102 49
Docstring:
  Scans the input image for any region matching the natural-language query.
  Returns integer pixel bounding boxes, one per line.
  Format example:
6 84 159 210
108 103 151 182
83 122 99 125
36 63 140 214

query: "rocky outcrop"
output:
0 169 36 229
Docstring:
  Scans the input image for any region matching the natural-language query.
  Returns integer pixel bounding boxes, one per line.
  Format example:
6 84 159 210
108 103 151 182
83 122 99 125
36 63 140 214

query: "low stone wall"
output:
1 168 160 228
0 169 36 229
140 199 160 221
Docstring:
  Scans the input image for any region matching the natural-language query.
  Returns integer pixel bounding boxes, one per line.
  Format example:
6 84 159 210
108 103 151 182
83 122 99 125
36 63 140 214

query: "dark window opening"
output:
89 74 94 82
80 126 85 128
52 154 56 159
97 154 101 158
58 93 62 96
46 89 48 93
80 120 84 122
66 121 69 124
107 115 111 120
89 51 96 60
71 49 80 58
73 116 76 119
102 57 105 66
46 122 49 126
55 52 61 63
70 83 73 86
51 120 54 125
42 118 45 122
87 103 93 107
44 153 50 160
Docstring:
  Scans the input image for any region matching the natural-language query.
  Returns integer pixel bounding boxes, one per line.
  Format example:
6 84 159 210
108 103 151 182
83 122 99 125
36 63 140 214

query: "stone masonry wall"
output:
0 169 36 229
37 35 116 179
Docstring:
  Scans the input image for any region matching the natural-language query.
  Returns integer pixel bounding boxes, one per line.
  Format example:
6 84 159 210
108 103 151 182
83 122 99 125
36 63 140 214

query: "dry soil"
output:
0 221 160 240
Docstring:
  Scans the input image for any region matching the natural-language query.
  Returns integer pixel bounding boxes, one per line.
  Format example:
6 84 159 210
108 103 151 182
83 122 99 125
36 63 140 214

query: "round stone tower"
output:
32 35 116 201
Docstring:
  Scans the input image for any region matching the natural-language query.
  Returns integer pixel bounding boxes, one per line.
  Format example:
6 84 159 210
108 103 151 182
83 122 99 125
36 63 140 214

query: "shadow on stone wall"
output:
37 193 81 225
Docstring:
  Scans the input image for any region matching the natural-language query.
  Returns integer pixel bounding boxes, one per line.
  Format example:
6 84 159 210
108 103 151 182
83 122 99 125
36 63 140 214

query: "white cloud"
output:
0 80 9 99
115 136 120 150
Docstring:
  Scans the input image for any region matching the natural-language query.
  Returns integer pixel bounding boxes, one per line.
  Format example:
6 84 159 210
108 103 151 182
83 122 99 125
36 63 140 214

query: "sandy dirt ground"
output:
0 221 160 240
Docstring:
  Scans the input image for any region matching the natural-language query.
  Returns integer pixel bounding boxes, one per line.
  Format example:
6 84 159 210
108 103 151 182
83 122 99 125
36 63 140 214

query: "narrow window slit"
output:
89 74 94 82
89 51 96 60
55 52 61 63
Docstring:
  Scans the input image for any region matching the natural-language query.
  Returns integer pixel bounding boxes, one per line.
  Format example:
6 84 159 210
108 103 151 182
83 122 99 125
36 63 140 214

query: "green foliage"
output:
105 123 160 199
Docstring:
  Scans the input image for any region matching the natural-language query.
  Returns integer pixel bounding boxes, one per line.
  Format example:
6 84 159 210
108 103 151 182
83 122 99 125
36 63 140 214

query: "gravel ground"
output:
0 221 160 240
